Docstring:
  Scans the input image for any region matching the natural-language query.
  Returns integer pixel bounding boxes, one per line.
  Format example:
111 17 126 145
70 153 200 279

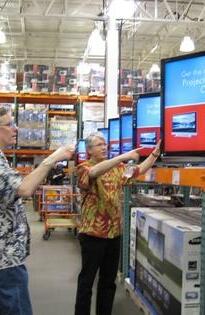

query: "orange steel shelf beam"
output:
137 167 205 189
48 110 76 116
3 149 54 156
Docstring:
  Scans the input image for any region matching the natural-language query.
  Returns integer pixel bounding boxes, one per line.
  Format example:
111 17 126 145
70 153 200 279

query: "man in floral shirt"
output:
0 107 74 315
75 132 161 315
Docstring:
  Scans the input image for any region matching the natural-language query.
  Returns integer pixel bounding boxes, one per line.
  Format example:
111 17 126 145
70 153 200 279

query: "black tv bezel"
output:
120 112 134 154
134 92 161 154
97 127 109 144
108 117 120 159
161 50 205 158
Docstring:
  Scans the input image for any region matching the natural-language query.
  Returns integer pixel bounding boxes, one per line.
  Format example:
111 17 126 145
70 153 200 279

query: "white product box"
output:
135 210 201 315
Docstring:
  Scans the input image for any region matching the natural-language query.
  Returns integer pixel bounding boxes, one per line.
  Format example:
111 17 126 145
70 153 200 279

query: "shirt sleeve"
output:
77 162 92 190
0 155 22 205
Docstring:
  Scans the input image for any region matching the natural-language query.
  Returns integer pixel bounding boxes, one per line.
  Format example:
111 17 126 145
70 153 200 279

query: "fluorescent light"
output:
150 43 158 54
0 31 6 44
149 63 160 73
108 0 136 19
180 36 195 52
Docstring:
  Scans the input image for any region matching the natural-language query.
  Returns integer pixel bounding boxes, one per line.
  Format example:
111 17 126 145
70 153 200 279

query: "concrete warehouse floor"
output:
26 201 142 315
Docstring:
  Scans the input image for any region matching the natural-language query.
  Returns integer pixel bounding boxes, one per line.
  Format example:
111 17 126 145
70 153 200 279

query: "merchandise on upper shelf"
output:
83 121 104 139
17 104 47 148
49 116 77 150
49 104 75 111
23 64 50 92
0 63 17 92
52 66 77 94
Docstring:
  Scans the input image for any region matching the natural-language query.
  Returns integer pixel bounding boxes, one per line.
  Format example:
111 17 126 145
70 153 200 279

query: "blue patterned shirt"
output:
0 151 30 270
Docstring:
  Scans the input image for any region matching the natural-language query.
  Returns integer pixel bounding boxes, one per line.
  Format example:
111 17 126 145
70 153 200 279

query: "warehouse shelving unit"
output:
122 166 205 315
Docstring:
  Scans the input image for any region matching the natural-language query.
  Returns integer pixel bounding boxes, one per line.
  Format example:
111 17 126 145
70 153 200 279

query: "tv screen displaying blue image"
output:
172 112 196 134
148 226 165 262
98 128 108 144
109 118 120 158
162 52 205 155
137 95 161 128
140 132 157 146
120 113 133 153
77 139 86 153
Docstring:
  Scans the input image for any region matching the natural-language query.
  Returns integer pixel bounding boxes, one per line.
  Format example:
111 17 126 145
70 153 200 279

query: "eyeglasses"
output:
91 143 107 148
0 121 17 128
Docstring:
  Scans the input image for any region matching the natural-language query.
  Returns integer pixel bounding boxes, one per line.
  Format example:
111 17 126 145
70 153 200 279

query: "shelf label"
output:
172 170 180 185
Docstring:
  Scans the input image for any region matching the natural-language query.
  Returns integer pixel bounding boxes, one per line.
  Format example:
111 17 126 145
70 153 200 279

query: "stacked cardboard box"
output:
49 117 77 149
17 104 47 147
129 207 201 315
52 66 77 93
23 64 50 92
0 63 17 92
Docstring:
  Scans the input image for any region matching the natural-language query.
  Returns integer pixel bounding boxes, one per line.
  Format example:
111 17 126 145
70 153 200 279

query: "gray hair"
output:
85 132 105 149
0 107 8 117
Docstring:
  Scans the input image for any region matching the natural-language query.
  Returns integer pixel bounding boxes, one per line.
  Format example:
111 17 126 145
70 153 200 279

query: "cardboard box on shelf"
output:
135 209 201 315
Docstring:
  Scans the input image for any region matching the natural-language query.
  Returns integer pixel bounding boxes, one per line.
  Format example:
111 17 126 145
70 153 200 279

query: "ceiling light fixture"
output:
149 63 160 73
180 36 195 52
0 30 6 44
108 0 136 19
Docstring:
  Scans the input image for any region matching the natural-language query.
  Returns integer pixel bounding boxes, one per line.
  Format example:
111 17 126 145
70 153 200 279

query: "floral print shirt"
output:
77 160 139 239
0 151 30 270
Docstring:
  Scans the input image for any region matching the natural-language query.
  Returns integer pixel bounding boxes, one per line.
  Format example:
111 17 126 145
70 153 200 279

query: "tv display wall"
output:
136 93 161 157
162 52 205 155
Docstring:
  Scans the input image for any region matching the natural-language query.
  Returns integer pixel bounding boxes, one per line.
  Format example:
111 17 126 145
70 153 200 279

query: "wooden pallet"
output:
124 278 154 315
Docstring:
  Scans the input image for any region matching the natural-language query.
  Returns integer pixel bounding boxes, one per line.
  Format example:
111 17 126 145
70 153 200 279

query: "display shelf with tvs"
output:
120 113 133 154
108 118 120 159
162 51 205 158
135 92 161 157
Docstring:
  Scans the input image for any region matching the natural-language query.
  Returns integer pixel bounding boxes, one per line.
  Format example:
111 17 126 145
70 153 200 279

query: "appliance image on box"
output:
98 127 108 144
135 209 201 315
140 132 157 147
120 113 133 153
172 112 197 136
136 92 161 157
162 51 205 156
108 118 120 158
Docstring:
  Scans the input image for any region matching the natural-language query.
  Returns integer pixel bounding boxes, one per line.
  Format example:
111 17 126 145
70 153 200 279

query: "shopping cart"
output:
41 185 81 240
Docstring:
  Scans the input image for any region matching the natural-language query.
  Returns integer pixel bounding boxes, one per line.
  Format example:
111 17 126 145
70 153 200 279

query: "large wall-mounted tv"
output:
120 113 133 154
108 118 120 158
136 93 161 156
162 51 205 156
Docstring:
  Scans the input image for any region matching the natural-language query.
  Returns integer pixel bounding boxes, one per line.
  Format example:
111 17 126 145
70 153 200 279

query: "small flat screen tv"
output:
120 113 133 153
98 127 108 144
108 118 120 158
76 139 87 164
162 51 205 157
136 93 161 156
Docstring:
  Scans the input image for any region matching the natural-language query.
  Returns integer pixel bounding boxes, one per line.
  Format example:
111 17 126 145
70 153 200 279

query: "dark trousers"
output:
74 234 121 315
0 264 33 315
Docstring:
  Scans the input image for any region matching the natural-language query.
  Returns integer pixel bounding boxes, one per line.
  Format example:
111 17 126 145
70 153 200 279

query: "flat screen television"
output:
136 93 161 156
76 139 87 164
98 127 109 144
120 113 133 153
162 51 205 158
108 118 120 158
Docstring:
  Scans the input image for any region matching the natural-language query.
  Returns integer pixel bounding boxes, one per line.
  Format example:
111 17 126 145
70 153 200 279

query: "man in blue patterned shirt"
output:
0 106 75 315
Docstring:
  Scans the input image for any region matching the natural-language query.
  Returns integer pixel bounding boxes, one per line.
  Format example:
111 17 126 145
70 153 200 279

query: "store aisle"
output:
26 202 142 315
